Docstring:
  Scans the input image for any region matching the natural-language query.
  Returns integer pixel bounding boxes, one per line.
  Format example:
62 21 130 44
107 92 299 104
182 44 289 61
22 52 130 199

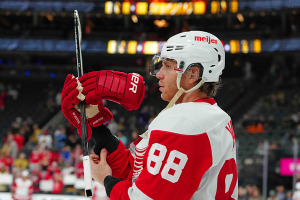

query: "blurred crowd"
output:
238 184 293 200
0 82 19 110
242 90 300 135
0 87 162 195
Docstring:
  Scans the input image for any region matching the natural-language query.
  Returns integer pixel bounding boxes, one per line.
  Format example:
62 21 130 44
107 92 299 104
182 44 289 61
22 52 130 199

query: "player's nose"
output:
156 68 164 80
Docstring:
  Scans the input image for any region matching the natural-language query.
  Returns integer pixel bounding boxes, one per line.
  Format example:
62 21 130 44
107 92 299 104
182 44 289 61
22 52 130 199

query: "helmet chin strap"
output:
140 73 207 139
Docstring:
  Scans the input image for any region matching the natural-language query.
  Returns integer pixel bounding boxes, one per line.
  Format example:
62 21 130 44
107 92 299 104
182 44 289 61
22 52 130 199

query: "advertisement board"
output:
280 158 300 176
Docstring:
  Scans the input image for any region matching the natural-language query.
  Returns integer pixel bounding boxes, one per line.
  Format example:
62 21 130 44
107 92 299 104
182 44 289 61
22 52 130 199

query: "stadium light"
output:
237 13 244 22
154 19 169 28
132 15 138 23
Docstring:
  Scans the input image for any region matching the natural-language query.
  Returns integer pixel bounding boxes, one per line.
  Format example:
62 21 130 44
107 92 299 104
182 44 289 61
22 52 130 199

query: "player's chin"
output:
161 93 171 102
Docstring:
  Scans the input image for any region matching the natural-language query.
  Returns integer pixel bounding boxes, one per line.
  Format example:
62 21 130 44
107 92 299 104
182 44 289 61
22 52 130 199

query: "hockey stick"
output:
74 10 93 197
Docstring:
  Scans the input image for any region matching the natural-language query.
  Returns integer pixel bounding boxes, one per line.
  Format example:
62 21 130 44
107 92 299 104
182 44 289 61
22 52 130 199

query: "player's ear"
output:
188 67 200 83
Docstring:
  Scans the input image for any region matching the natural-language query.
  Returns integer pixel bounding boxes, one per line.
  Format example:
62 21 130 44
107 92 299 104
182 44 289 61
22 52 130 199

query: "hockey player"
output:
61 31 237 199
12 170 33 200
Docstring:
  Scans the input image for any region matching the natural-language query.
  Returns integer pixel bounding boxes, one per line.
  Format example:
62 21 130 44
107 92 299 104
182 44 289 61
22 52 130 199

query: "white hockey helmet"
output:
22 170 29 177
296 182 300 190
150 31 225 91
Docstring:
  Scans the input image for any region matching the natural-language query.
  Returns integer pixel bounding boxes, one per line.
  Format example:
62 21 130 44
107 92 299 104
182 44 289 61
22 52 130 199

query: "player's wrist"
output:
104 175 123 198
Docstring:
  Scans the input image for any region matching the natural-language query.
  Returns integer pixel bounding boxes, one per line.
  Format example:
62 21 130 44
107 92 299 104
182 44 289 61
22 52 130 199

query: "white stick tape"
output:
83 155 93 197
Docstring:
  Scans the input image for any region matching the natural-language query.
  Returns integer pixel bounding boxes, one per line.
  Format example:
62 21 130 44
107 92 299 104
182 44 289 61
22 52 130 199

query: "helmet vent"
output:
180 35 186 38
210 65 215 68
175 46 184 50
218 54 221 62
167 49 173 51
167 46 174 48
214 48 218 52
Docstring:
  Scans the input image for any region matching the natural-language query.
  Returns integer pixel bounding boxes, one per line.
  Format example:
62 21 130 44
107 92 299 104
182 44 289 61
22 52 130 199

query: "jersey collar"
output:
193 98 216 105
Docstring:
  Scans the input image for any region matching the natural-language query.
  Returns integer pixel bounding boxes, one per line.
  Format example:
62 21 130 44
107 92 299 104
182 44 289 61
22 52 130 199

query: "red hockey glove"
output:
78 70 145 111
61 74 113 141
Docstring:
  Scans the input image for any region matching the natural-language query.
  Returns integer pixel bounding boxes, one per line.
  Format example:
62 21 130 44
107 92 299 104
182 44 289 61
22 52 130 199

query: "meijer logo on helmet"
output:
195 36 218 44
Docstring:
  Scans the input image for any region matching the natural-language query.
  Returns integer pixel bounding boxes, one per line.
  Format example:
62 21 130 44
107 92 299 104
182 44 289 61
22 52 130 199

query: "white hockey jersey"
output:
106 98 238 200
12 178 33 200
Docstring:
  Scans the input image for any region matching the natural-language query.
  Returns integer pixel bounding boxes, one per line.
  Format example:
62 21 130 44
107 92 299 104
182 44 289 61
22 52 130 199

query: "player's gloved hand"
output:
78 70 145 111
61 74 113 141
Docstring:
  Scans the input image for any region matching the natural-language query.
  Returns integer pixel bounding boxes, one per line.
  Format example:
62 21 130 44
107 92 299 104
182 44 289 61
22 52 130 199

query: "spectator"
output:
286 191 292 200
292 94 300 107
242 114 251 132
130 129 139 144
254 142 264 156
116 131 128 147
29 146 41 173
1 133 18 159
0 163 9 174
128 116 137 131
0 89 8 110
47 161 61 177
14 132 25 151
52 173 63 194
238 186 248 200
107 118 118 136
40 147 55 164
138 106 150 127
55 127 67 150
291 112 299 126
249 188 262 200
0 163 10 192
277 92 286 107
57 156 66 170
74 155 84 178
7 85 18 100
12 170 33 200
55 91 62 107
23 136 36 152
257 114 266 131
60 145 72 165
245 184 254 199
32 124 41 143
267 115 277 129
38 130 53 149
276 185 285 200
72 144 82 166
14 117 23 129
66 134 79 149
30 171 40 193
61 163 74 177
14 152 29 170
38 163 52 180
293 182 300 200
267 190 279 200
118 117 126 131
280 131 294 157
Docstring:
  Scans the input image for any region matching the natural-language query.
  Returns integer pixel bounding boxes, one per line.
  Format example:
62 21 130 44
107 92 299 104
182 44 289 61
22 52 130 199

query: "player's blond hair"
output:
185 63 221 97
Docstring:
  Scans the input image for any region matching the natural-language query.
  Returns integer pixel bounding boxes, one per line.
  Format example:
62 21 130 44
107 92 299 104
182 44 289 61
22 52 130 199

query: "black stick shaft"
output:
74 11 89 156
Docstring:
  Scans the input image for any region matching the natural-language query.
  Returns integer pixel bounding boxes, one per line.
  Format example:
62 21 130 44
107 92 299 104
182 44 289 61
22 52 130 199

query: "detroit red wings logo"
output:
132 146 148 182
225 120 236 151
